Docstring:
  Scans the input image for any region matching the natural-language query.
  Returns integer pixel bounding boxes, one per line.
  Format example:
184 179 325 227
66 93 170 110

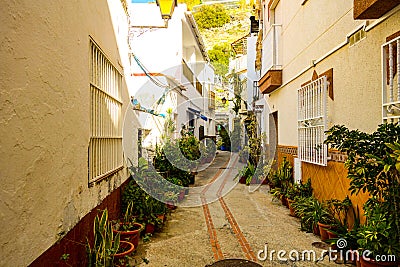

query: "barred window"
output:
89 39 123 184
297 76 328 166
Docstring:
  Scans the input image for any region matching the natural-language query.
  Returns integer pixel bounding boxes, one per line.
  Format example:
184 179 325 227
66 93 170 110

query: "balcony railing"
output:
229 55 247 73
261 24 282 76
382 36 400 123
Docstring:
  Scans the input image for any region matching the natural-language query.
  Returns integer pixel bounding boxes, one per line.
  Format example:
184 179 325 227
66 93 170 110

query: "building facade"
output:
255 0 400 214
129 3 216 150
0 0 139 265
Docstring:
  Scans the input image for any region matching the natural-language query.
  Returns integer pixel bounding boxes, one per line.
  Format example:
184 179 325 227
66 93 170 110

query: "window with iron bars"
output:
382 35 400 124
89 38 123 185
297 76 328 166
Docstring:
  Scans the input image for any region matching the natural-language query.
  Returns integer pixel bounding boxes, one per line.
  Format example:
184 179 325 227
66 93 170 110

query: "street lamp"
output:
131 0 177 29
221 95 248 115
156 0 177 20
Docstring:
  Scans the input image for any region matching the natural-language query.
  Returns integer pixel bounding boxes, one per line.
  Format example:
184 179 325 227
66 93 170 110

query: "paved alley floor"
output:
133 151 348 267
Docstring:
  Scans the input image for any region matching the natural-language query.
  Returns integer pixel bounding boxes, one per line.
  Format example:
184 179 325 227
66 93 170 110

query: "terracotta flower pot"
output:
239 176 247 184
113 240 135 266
166 201 177 210
157 214 166 223
317 222 333 241
113 222 143 250
287 200 296 217
327 230 338 239
360 257 399 267
145 223 155 234
313 224 321 236
281 196 288 208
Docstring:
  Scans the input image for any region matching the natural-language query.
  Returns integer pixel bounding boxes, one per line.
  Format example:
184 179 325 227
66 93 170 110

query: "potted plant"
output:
324 196 353 239
357 200 399 267
87 209 134 267
293 196 333 237
325 124 400 264
113 202 144 251
113 241 135 266
269 157 293 207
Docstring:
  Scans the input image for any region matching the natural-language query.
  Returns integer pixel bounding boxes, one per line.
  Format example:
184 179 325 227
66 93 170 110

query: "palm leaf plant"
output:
87 209 120 267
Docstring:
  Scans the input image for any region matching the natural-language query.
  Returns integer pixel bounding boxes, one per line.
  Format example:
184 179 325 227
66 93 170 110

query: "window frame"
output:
88 38 124 185
297 76 328 166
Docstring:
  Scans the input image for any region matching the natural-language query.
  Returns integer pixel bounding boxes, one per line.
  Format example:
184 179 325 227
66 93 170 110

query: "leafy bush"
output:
193 4 230 30
325 123 400 258
208 43 231 77
291 196 333 232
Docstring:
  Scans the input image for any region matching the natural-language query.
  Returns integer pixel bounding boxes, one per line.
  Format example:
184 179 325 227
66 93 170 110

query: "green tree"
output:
193 4 230 30
178 0 201 11
208 43 231 77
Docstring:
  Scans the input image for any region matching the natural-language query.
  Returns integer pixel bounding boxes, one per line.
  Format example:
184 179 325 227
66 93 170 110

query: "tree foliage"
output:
178 0 201 11
193 4 230 30
208 42 231 77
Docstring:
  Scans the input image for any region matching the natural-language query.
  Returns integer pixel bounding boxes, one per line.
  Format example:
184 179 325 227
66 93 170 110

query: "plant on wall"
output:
244 114 261 166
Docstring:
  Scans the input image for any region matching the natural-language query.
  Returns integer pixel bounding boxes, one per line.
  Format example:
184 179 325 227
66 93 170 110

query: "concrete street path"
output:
133 151 346 267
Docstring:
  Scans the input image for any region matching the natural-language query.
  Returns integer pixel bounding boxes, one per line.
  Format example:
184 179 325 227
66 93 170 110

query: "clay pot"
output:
157 214 166 223
166 202 177 210
113 222 143 250
317 222 333 241
113 241 135 266
281 196 288 207
327 230 338 239
360 257 399 267
313 224 320 236
287 199 296 217
145 223 155 234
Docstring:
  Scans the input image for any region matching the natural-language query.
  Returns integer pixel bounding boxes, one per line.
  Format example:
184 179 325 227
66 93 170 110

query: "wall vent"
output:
349 29 366 46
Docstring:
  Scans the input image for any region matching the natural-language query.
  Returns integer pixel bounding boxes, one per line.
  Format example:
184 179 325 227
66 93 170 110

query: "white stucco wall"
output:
0 0 138 265
264 1 400 146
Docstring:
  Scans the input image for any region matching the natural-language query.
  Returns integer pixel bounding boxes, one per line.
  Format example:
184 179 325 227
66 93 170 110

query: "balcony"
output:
258 70 282 94
259 24 282 94
229 55 247 74
354 0 400 19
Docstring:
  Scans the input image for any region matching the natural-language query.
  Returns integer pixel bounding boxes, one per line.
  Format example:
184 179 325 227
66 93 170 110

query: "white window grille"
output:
297 76 328 166
89 39 123 184
382 36 400 124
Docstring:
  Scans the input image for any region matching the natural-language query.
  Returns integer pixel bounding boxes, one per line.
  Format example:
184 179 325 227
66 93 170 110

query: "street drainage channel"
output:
206 259 262 267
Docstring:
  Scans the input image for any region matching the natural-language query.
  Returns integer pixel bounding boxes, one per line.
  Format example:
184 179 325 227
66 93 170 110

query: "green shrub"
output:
193 4 230 30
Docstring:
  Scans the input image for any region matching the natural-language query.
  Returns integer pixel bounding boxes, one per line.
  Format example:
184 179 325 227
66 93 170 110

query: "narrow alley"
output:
132 151 343 267
2 1 400 266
